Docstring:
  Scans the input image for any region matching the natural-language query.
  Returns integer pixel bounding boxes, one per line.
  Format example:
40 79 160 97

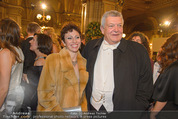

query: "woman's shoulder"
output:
0 48 14 65
0 48 11 56
166 61 178 71
160 61 178 78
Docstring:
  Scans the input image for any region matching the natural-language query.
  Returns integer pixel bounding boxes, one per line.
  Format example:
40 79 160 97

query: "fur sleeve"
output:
37 54 62 111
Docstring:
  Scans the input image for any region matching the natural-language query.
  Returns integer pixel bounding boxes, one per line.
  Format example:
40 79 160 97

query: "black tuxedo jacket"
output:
82 37 153 110
21 37 36 74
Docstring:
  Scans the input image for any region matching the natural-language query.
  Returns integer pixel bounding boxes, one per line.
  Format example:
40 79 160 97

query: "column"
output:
6 4 23 26
81 0 87 35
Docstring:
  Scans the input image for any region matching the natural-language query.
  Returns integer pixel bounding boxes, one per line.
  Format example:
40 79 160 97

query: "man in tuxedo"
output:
21 22 41 109
21 22 41 81
82 10 153 113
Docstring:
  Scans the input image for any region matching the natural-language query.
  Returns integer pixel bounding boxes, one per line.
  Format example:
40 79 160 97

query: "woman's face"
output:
63 29 81 53
29 35 38 51
132 36 142 44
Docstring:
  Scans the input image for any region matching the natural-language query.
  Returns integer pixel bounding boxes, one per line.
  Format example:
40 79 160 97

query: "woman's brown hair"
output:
60 23 81 43
128 31 151 57
158 33 178 72
0 18 22 63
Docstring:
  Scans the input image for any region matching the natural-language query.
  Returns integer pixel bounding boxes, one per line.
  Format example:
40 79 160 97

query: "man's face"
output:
5 100 16 114
100 16 123 45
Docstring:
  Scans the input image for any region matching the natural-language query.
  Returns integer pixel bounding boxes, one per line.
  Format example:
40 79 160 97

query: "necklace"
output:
72 60 77 66
35 56 46 61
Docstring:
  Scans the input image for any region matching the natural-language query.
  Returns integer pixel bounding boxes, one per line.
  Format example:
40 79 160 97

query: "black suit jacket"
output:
82 37 153 110
21 37 36 74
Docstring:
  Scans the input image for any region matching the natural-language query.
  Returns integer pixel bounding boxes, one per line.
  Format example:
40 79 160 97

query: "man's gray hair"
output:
101 10 124 28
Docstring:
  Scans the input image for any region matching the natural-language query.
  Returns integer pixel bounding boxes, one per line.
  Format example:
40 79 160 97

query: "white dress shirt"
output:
91 40 120 112
153 62 161 84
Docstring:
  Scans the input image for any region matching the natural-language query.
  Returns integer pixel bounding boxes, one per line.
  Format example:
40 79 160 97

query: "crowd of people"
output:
0 10 177 119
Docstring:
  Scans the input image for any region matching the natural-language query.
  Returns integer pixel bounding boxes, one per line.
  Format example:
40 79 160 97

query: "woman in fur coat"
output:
37 23 88 112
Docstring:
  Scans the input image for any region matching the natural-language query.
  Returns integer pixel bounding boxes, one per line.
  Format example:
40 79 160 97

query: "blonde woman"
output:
43 27 61 53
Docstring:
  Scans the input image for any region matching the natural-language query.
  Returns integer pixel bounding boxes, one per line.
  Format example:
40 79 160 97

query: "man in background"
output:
21 22 41 82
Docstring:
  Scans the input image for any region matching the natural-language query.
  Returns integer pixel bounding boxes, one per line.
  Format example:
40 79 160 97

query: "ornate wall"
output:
0 0 177 39
0 0 83 35
0 0 23 26
0 0 123 35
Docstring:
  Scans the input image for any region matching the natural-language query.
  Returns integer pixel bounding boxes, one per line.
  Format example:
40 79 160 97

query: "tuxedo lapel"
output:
88 38 103 90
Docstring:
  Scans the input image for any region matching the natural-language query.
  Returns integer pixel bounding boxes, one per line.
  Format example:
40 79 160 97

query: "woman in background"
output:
22 33 53 111
128 31 154 71
43 27 61 53
151 33 178 119
0 18 24 114
37 23 88 112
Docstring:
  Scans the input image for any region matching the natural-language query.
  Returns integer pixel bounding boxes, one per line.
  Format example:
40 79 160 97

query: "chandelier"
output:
36 3 51 23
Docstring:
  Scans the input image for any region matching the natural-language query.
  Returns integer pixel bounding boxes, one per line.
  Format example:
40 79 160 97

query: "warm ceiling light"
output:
37 14 42 19
41 26 46 29
46 15 51 21
42 4 47 9
164 21 171 26
37 3 51 23
122 33 126 38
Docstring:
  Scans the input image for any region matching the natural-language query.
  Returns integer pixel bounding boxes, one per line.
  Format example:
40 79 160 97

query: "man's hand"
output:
22 73 29 84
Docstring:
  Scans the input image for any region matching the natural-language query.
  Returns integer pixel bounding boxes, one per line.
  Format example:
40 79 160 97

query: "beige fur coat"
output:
37 47 88 111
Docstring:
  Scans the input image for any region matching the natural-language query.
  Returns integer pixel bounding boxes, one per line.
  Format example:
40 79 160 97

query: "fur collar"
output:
59 47 88 88
59 47 87 72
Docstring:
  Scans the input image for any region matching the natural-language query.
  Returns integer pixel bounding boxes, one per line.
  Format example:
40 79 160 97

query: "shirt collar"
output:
91 37 127 53
102 39 120 51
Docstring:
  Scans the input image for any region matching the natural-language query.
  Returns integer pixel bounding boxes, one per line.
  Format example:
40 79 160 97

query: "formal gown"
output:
153 60 178 110
0 47 24 115
152 61 178 119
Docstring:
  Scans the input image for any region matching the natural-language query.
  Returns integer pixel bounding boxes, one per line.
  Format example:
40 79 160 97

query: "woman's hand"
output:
150 110 157 119
150 101 167 119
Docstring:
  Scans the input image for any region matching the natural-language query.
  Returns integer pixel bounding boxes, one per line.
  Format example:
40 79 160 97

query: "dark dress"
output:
152 60 178 118
152 60 178 109
23 66 43 111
